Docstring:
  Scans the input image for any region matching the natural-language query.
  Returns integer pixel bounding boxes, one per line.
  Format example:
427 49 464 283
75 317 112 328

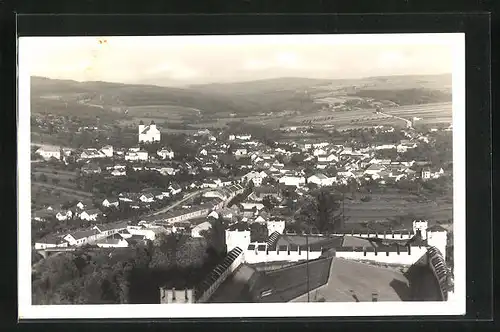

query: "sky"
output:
21 34 460 87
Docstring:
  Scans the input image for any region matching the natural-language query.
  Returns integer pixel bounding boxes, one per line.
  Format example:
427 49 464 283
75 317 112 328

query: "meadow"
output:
343 190 452 226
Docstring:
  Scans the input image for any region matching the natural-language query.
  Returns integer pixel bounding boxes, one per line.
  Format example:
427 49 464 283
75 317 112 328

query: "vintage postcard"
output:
18 33 465 319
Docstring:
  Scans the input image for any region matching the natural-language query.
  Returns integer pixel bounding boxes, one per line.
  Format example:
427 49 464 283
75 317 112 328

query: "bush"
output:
360 195 372 202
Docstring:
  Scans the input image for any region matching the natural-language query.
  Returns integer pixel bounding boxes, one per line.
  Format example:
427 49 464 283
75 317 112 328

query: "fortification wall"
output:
243 248 323 264
196 247 244 303
335 246 428 265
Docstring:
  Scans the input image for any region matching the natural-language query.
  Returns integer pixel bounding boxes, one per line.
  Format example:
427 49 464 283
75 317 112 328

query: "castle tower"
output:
413 220 428 240
138 120 145 136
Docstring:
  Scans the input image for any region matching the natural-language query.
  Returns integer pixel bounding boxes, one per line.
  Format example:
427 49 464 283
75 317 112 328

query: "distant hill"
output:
30 74 453 118
189 77 334 95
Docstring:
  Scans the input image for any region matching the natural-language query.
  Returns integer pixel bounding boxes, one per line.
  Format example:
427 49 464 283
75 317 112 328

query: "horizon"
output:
22 34 458 87
31 72 453 89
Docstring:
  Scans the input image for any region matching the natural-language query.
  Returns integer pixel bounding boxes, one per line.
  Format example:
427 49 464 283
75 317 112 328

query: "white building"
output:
139 121 161 143
364 164 386 176
79 209 101 221
242 171 268 187
56 210 73 221
317 153 339 163
157 148 174 160
234 148 248 157
278 176 306 187
236 134 252 140
80 148 106 160
307 173 336 187
100 145 114 157
191 221 212 238
63 229 102 246
225 228 251 252
102 198 120 208
267 219 285 236
127 225 168 240
125 150 148 161
35 146 60 160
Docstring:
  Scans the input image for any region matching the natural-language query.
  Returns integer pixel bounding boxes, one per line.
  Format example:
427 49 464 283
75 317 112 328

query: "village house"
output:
157 148 175 160
80 148 106 160
55 210 73 221
95 233 131 248
81 163 102 175
138 120 161 143
139 193 155 203
397 140 418 153
242 170 268 187
307 173 336 187
125 149 148 161
236 134 252 140
364 164 387 176
79 209 102 221
34 235 69 250
100 145 114 158
93 221 130 237
421 167 445 180
111 169 126 176
317 152 339 163
278 176 306 187
374 144 397 151
35 146 61 160
191 221 212 238
168 183 182 195
63 229 102 246
234 148 248 157
102 198 120 208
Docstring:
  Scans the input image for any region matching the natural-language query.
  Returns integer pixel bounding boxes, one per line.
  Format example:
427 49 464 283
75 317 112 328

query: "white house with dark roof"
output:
157 148 174 160
35 146 61 160
79 209 102 221
139 193 155 203
139 120 161 143
364 164 386 176
307 173 336 187
34 235 69 250
64 229 102 246
191 221 212 238
100 145 114 157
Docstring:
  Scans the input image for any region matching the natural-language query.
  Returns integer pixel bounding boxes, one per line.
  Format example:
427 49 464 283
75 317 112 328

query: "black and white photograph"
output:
18 33 465 319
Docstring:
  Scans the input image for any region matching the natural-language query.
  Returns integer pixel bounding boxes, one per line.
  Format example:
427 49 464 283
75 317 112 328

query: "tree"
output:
297 189 342 233
38 173 48 183
262 195 279 211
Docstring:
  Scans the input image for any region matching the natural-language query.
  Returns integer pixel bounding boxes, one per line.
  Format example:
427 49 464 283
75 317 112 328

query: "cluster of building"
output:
159 219 450 304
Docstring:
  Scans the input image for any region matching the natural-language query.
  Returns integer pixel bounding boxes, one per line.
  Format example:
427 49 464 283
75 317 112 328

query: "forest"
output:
32 218 227 305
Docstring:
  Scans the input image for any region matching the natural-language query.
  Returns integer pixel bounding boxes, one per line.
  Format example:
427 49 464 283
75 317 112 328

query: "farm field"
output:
342 191 452 225
288 108 404 129
384 102 452 125
32 182 93 198
32 167 79 189
124 105 201 118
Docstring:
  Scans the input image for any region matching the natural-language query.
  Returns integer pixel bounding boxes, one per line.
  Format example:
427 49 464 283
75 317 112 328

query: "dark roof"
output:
252 258 333 303
36 235 66 245
68 229 99 240
95 221 130 232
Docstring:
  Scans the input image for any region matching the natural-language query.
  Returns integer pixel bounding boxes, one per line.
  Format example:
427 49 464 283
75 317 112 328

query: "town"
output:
31 113 454 304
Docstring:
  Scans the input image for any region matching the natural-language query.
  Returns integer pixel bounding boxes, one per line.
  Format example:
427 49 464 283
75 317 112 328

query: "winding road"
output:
377 111 412 129
145 188 210 217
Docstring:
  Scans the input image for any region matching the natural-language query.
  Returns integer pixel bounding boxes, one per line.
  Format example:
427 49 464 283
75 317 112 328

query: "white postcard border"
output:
18 33 466 319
